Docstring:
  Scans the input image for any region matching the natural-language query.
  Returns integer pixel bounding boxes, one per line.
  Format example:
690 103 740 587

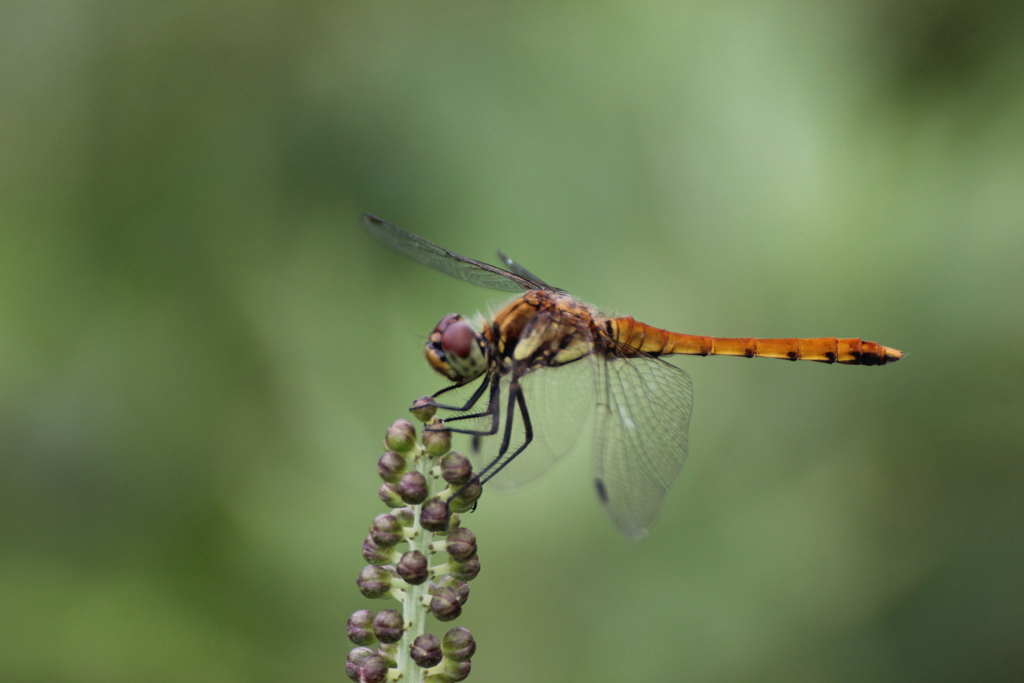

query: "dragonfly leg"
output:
425 376 491 412
422 375 493 434
476 377 535 486
431 378 502 438
447 376 535 504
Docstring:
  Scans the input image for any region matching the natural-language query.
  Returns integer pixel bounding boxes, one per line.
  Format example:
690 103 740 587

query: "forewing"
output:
592 355 694 538
496 249 550 288
363 214 547 292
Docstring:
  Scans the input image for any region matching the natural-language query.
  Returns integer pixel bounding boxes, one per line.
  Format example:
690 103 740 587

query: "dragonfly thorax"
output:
425 313 489 385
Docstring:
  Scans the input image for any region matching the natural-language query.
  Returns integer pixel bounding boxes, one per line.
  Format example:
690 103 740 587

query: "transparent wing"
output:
468 357 594 491
496 249 550 288
454 307 595 490
592 355 694 538
363 214 554 293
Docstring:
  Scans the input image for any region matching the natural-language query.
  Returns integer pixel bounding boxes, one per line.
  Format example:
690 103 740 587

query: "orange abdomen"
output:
608 316 903 366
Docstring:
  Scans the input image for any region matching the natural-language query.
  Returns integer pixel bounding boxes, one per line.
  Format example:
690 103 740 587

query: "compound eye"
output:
440 320 476 359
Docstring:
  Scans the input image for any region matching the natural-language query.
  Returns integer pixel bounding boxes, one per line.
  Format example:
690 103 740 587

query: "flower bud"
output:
454 580 470 605
442 626 476 662
409 396 437 422
346 647 374 681
376 642 398 668
370 514 403 548
357 565 393 599
441 659 472 682
448 479 482 513
353 653 389 683
439 452 473 486
397 550 429 585
378 483 405 508
372 609 404 644
433 576 470 606
384 420 417 453
422 420 452 456
419 497 451 532
347 610 376 646
362 535 394 565
428 586 463 621
396 471 429 505
377 451 407 483
410 633 443 668
450 556 480 582
392 507 414 527
442 528 477 562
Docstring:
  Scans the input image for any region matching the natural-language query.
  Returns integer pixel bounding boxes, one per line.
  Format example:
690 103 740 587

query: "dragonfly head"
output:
425 313 489 385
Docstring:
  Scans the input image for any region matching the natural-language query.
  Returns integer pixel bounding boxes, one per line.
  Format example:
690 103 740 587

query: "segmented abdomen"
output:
606 316 903 366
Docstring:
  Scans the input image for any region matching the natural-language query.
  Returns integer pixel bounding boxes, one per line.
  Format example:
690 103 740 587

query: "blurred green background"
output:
2 2 1022 681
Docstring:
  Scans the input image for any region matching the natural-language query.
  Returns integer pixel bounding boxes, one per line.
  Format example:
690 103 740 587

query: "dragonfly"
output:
364 214 903 537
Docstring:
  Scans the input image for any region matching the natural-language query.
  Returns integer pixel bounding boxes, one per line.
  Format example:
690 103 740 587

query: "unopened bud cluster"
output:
348 398 482 682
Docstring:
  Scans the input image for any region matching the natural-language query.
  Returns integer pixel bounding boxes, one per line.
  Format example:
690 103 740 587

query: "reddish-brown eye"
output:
441 321 475 358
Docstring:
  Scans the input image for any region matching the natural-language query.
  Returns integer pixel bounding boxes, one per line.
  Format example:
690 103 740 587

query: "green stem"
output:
396 442 432 682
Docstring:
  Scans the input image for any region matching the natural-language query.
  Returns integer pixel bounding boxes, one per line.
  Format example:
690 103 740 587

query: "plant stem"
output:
396 442 431 682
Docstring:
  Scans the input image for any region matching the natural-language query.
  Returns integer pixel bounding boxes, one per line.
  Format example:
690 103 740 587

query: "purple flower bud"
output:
422 420 452 456
392 507 414 527
419 497 451 532
345 647 374 681
370 514 403 548
396 471 429 505
450 556 480 582
354 653 389 683
378 483 404 508
452 579 470 606
347 610 376 646
357 565 393 599
448 479 482 513
441 659 472 682
384 420 417 453
433 576 470 606
377 451 407 483
396 550 429 585
440 452 473 486
428 586 463 622
443 528 477 562
442 626 476 662
372 609 404 644
410 633 443 668
362 535 393 565
409 396 437 422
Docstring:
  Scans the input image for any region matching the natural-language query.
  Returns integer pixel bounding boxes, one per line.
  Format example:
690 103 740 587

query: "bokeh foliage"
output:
1 2 1022 681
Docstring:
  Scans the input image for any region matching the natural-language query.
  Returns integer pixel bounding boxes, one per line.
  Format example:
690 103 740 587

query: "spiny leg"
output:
424 375 491 412
432 376 502 439
437 377 501 424
442 376 514 507
478 379 534 485
448 375 538 507
448 377 520 504
449 377 536 503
